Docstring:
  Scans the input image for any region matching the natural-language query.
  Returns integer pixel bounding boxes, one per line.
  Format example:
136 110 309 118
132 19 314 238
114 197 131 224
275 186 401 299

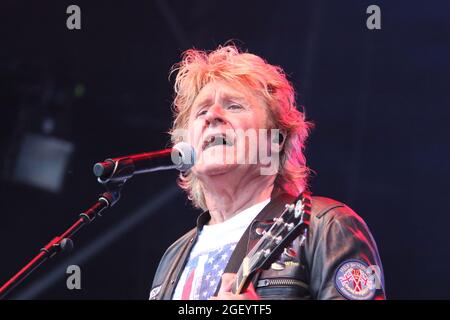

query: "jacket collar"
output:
195 189 298 231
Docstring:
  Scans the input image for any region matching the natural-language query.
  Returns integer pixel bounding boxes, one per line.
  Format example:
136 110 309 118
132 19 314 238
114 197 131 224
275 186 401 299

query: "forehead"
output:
193 80 251 106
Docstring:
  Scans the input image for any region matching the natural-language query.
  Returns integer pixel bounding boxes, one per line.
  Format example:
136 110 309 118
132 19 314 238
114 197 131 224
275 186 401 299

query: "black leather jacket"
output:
149 194 385 300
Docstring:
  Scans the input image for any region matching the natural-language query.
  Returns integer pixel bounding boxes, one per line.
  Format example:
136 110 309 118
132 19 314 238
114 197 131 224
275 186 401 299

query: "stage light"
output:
13 133 74 193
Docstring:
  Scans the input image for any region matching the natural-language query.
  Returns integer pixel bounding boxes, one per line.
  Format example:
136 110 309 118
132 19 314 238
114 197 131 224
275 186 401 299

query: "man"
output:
149 45 385 300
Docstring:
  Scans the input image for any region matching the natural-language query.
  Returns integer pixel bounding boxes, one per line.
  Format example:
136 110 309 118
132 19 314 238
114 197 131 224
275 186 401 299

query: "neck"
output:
200 168 275 225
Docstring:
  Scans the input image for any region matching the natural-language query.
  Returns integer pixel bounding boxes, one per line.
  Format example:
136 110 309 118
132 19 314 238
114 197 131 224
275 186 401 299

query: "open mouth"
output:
202 134 234 151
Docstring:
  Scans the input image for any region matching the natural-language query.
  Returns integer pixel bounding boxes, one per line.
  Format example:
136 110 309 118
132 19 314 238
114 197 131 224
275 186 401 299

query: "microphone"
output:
93 142 195 183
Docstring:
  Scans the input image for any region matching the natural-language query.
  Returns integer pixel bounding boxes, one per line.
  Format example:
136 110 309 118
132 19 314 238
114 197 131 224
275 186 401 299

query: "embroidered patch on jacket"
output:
334 260 376 300
149 285 161 300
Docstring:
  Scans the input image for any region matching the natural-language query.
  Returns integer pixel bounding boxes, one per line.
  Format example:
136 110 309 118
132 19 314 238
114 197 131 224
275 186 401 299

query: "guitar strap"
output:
214 192 298 296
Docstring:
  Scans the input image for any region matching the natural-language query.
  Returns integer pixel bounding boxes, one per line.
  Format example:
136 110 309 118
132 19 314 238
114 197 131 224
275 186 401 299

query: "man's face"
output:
186 80 271 177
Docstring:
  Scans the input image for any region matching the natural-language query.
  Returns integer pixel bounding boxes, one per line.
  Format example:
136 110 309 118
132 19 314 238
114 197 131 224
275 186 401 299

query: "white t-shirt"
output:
172 198 270 300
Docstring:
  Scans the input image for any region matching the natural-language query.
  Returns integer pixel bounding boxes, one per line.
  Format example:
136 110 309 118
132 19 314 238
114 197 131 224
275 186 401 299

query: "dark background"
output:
0 0 449 299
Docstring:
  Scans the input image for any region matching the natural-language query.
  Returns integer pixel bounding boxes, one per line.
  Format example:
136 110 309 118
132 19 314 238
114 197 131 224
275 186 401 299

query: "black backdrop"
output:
1 0 449 299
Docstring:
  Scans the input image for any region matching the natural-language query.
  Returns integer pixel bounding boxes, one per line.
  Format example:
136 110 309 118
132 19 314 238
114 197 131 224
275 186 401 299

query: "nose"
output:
204 104 226 127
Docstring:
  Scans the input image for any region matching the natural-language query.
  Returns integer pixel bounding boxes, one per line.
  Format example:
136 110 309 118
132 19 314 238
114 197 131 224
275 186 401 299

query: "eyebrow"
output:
193 92 247 109
193 97 213 109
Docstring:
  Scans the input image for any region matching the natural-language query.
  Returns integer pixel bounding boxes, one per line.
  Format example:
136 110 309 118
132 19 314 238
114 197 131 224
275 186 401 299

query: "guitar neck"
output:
231 256 252 294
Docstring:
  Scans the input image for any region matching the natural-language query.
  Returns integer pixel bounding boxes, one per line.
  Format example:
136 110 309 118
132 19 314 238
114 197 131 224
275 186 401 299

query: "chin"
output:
193 162 239 177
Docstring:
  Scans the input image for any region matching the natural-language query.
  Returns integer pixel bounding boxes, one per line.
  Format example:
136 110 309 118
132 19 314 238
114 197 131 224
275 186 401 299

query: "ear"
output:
272 130 287 145
279 129 287 148
270 129 287 154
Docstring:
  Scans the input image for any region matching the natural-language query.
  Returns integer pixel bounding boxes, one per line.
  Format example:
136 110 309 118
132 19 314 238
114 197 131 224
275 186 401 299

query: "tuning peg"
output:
294 199 304 218
285 204 295 212
273 217 284 224
255 227 266 235
285 222 294 231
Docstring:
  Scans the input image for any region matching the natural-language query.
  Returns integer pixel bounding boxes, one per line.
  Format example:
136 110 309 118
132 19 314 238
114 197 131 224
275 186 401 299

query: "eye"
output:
196 108 208 117
227 104 243 110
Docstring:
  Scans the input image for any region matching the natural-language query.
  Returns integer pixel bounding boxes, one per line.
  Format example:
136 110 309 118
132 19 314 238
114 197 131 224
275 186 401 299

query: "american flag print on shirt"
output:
179 243 237 300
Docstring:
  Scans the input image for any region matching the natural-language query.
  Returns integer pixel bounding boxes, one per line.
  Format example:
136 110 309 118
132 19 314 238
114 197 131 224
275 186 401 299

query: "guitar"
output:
231 192 312 294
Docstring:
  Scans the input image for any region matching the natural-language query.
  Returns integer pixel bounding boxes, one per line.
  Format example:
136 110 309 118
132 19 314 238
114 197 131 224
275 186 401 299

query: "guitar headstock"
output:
237 192 312 289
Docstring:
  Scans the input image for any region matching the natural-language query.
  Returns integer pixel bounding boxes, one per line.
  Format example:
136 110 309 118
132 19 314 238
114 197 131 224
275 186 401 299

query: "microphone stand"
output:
0 181 124 299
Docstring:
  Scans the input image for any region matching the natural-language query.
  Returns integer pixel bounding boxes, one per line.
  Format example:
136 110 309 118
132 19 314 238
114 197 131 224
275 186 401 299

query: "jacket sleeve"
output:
305 202 386 300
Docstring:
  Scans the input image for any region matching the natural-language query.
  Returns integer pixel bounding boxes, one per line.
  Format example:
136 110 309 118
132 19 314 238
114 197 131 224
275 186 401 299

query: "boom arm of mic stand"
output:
0 182 124 299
